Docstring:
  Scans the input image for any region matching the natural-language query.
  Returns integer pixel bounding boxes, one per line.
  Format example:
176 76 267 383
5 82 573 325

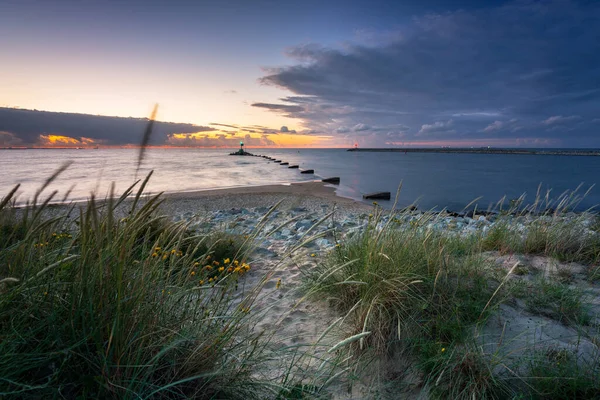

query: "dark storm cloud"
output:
256 0 600 147
0 107 215 146
251 102 305 114
210 122 240 129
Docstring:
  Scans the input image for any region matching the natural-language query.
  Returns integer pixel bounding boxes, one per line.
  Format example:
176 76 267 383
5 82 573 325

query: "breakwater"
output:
347 148 600 156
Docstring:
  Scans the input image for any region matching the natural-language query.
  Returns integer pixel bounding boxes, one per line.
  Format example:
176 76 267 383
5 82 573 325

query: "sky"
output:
1 0 599 148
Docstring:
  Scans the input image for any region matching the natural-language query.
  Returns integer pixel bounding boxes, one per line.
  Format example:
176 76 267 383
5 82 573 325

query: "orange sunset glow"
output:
166 130 335 148
38 135 101 148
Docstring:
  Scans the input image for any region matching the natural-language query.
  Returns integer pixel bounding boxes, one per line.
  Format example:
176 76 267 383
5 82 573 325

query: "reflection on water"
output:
1 148 599 211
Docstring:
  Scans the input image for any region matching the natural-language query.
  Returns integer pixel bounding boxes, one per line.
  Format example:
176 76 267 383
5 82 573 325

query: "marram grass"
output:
0 173 337 399
305 197 600 399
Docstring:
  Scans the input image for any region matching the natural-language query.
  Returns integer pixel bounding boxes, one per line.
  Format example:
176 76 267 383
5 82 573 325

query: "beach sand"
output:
158 182 386 398
29 181 600 398
158 181 370 215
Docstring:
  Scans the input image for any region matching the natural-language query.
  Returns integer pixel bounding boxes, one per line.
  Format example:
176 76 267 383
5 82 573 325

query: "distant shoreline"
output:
347 148 600 156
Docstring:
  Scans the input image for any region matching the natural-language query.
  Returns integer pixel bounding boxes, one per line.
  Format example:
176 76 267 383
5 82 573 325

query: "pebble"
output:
178 205 598 254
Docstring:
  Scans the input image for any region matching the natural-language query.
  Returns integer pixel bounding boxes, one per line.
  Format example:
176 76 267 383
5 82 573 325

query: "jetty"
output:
347 148 600 156
229 141 254 156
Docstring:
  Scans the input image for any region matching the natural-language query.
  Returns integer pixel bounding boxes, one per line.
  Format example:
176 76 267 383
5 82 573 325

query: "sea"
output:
1 148 599 212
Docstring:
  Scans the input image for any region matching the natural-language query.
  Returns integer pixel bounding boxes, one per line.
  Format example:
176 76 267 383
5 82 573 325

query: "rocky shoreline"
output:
165 198 598 257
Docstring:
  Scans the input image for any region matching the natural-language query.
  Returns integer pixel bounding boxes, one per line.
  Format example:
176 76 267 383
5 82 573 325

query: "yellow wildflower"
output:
224 258 230 264
190 271 196 276
276 279 281 289
205 265 212 271
199 279 205 284
194 262 199 267
213 260 219 266
234 260 239 266
152 252 158 258
162 255 168 260
372 201 378 206
171 249 176 254
218 267 225 272
155 247 161 251
310 253 316 257
441 348 446 353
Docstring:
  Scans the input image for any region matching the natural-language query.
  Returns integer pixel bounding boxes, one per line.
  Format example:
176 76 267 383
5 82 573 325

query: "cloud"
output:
541 115 581 126
483 121 504 132
279 125 299 134
0 131 24 147
0 107 216 147
38 135 101 148
417 120 455 136
352 123 370 132
251 102 304 114
256 1 600 147
210 122 239 129
166 132 275 147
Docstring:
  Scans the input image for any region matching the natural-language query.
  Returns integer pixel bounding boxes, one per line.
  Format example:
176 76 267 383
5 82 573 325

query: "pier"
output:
347 148 600 156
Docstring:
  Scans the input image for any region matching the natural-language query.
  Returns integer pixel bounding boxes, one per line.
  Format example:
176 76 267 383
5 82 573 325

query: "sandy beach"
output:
5 179 600 399
158 181 371 215
160 183 600 398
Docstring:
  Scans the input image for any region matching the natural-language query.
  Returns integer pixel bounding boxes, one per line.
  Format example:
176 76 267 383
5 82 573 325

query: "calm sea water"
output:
1 148 599 211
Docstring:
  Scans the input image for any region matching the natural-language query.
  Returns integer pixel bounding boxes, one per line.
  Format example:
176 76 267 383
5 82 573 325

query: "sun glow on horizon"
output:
38 135 102 148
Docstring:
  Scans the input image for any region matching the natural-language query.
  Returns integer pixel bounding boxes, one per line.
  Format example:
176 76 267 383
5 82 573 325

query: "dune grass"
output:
0 173 340 399
305 206 513 398
305 194 600 399
483 186 600 265
3 158 600 400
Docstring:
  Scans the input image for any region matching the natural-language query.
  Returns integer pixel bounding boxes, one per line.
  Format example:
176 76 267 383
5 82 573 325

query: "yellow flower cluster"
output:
33 232 73 248
151 246 183 259
52 232 72 239
194 257 251 286
232 262 251 274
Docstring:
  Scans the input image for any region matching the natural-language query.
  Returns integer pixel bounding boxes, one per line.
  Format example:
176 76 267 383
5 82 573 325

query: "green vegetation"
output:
306 202 600 399
3 168 600 399
0 174 336 399
523 347 600 399
483 215 600 265
524 277 591 325
306 207 511 397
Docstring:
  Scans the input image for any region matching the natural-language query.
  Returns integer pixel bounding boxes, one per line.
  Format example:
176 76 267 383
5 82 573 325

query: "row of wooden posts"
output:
252 154 341 184
251 154 391 200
